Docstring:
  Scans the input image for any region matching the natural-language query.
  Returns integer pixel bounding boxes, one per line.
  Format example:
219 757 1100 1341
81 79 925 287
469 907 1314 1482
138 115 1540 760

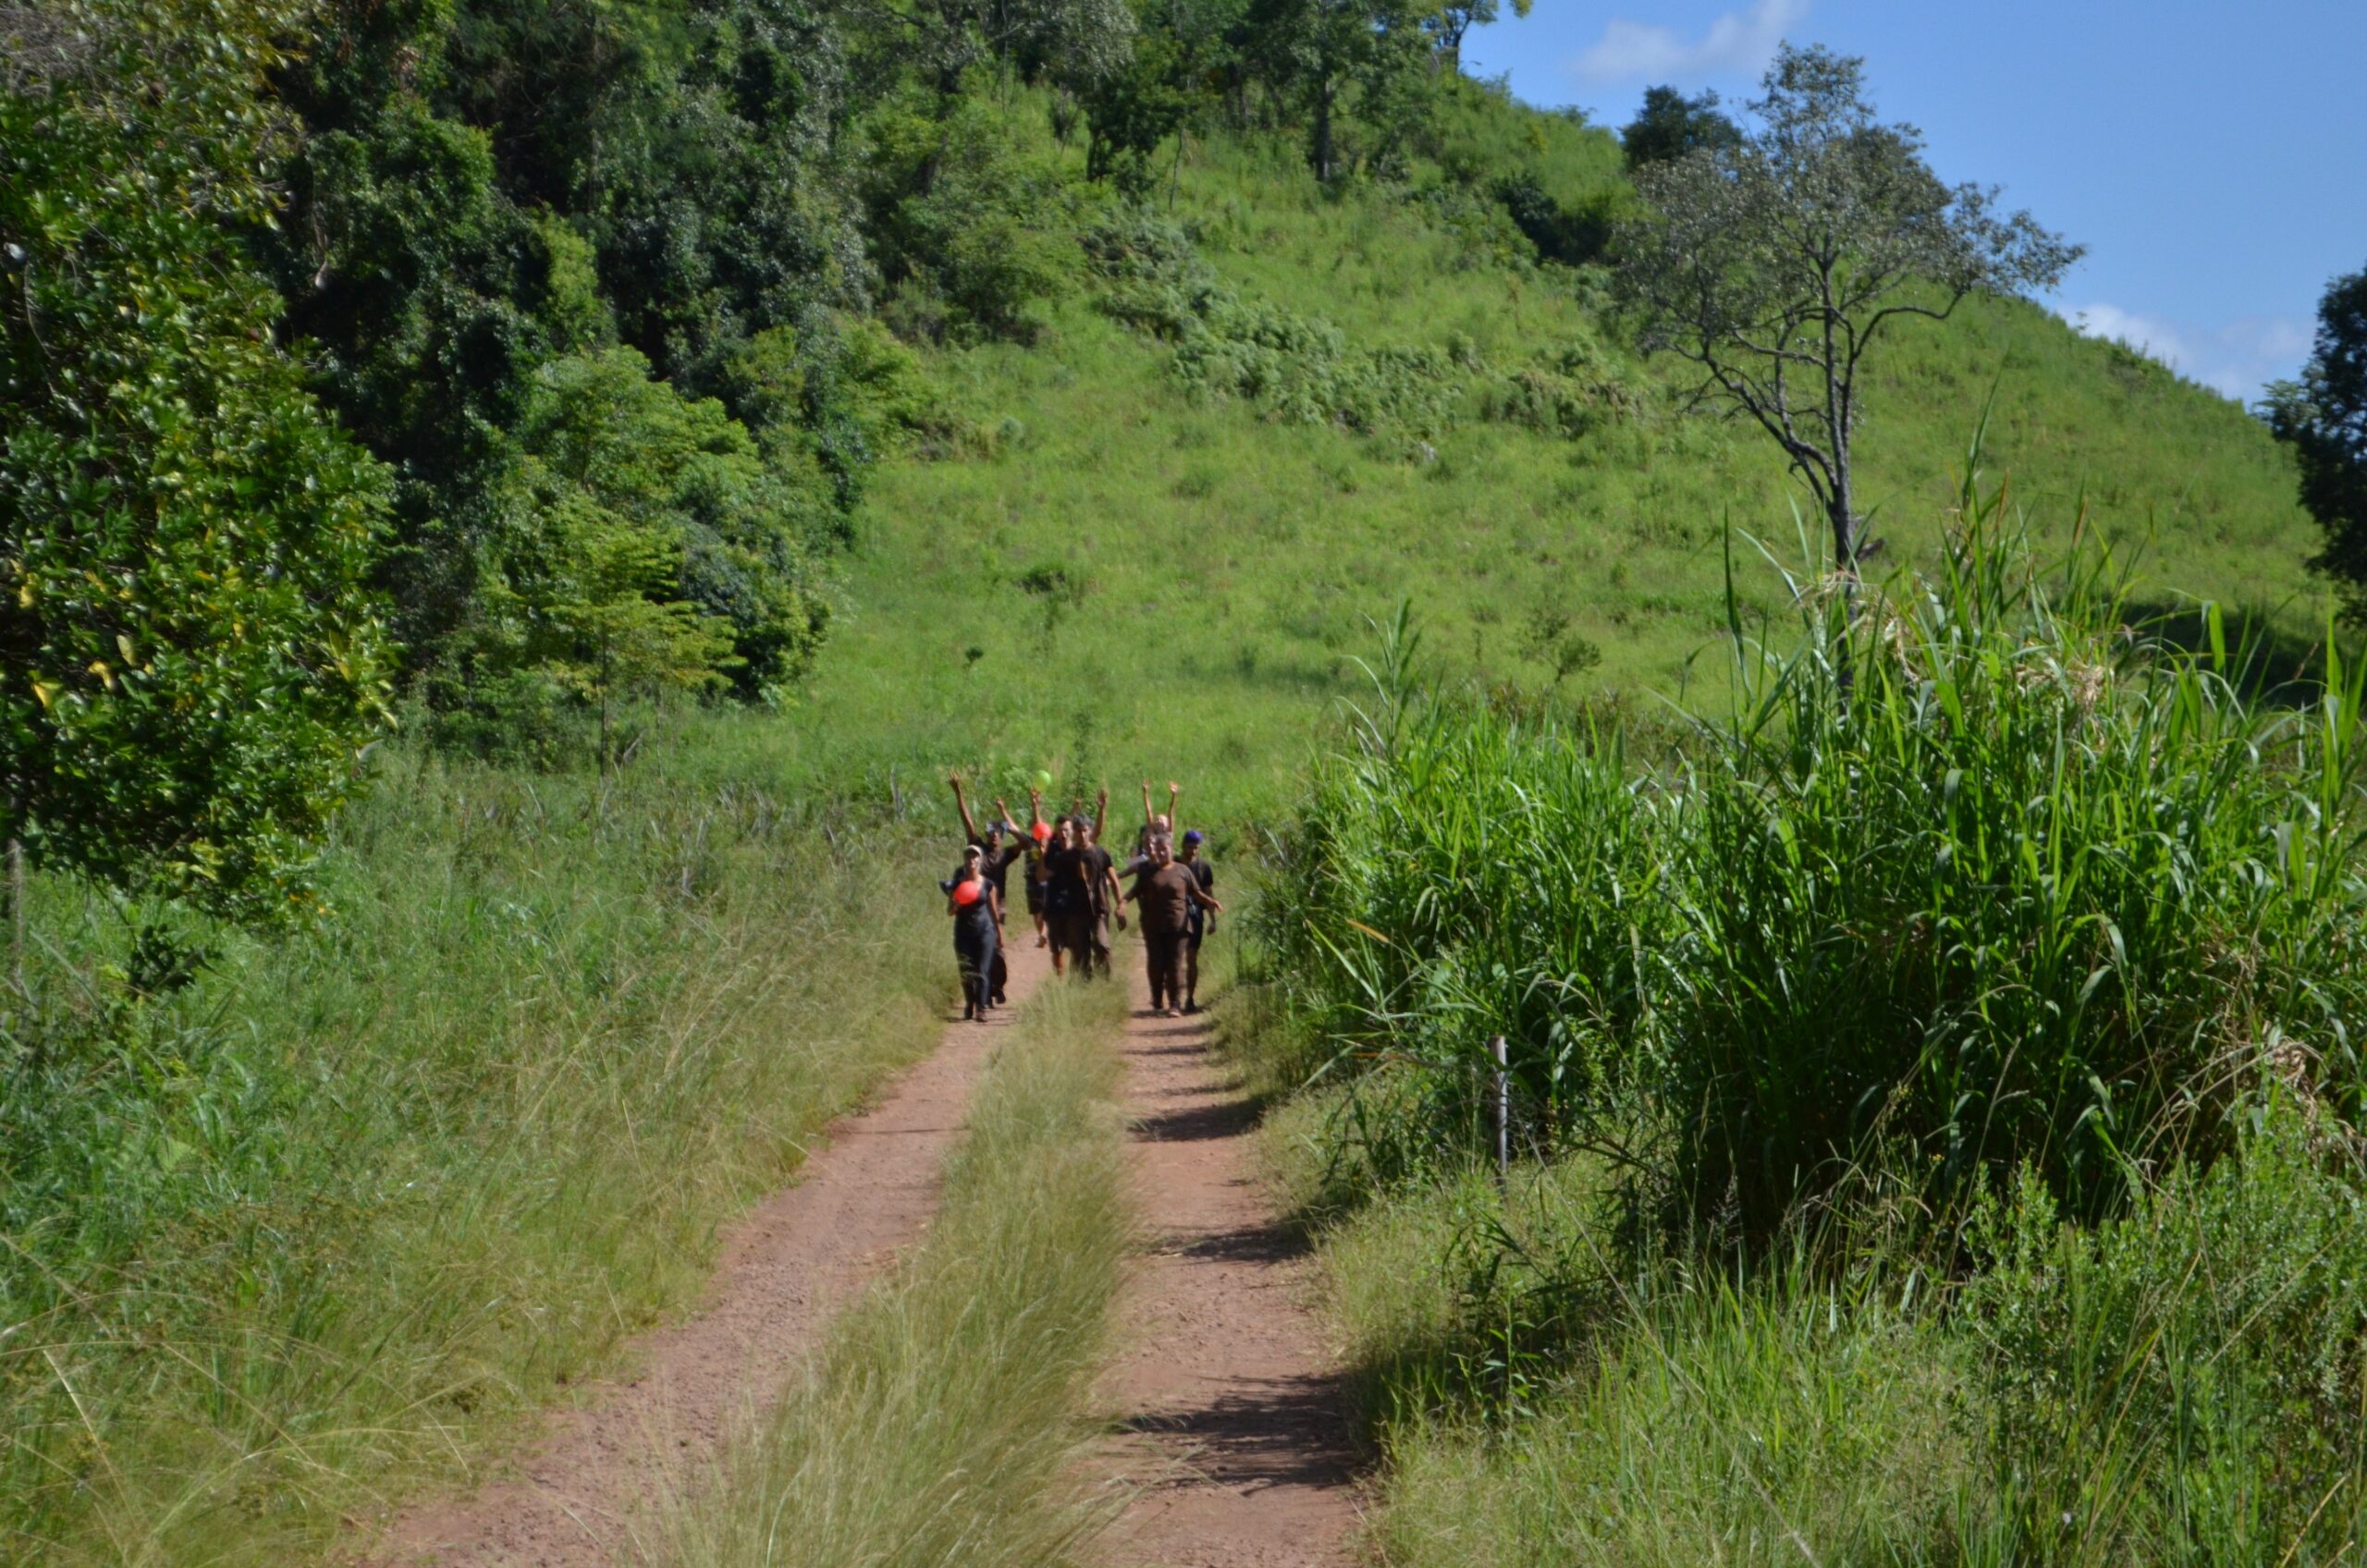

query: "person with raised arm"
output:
1134 778 1181 862
1024 787 1052 949
1037 814 1096 977
1077 785 1121 978
950 773 1026 1003
1120 833 1222 1017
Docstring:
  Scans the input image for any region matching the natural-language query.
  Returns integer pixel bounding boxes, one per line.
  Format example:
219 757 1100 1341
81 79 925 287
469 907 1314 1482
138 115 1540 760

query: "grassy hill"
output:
790 86 2323 827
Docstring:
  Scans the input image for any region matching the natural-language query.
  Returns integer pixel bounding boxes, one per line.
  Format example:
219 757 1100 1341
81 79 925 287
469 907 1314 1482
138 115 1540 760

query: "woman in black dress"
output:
944 844 1003 1020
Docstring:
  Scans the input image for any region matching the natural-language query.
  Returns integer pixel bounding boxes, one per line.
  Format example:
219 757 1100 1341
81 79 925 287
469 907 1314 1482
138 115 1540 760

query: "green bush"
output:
1255 475 2367 1240
1084 211 1461 440
0 0 395 919
1966 1111 2367 1561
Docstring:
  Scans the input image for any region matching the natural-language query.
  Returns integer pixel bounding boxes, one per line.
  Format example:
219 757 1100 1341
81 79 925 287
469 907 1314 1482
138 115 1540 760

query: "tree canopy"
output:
1613 44 2080 578
0 0 392 919
1620 85 1741 169
2268 268 2367 619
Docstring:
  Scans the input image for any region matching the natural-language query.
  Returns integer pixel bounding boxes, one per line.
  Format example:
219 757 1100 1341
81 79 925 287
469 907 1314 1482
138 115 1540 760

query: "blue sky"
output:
1463 0 2367 402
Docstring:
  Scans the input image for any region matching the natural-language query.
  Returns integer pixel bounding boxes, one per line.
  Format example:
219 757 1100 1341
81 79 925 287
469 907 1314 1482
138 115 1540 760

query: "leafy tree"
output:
1613 44 2080 582
858 88 1078 341
866 0 1137 96
1083 17 1198 196
1248 0 1431 181
1619 84 1741 168
0 0 393 922
2266 267 2367 619
465 349 828 713
1429 0 1531 69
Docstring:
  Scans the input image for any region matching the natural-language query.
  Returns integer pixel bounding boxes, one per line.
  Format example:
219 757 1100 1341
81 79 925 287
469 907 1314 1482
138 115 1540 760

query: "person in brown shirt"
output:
1119 834 1221 1016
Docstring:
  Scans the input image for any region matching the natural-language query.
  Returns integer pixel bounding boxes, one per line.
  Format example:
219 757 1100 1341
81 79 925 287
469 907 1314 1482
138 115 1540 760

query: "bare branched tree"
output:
1613 43 2082 581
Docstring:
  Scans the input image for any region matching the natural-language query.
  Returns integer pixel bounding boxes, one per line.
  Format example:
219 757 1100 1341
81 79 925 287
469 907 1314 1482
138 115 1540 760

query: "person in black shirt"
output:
1077 805 1121 979
950 773 1025 1003
1037 815 1097 978
941 844 1003 1020
1177 828 1216 1012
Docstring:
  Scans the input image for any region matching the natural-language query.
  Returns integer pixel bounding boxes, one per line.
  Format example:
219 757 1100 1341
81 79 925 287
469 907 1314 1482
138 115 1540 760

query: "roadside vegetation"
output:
0 728 947 1565
1243 459 2367 1564
659 980 1132 1568
5 0 2356 1561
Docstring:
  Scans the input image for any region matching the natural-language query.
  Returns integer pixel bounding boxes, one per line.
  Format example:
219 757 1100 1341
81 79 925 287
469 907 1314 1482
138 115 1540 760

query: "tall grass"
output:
0 727 949 1566
658 979 1131 1568
1242 460 2367 1565
1257 465 2367 1238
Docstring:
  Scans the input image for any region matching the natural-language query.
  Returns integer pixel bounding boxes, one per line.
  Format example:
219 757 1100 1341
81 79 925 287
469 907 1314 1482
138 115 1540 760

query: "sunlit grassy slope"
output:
788 94 2322 830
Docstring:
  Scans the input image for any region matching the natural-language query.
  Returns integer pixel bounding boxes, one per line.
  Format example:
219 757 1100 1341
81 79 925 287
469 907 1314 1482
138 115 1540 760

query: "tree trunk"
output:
1829 466 1858 694
1312 77 1334 182
5 835 20 996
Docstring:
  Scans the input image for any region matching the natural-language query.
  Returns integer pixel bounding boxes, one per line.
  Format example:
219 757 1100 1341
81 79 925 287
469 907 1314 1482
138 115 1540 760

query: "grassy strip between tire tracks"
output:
656 976 1133 1568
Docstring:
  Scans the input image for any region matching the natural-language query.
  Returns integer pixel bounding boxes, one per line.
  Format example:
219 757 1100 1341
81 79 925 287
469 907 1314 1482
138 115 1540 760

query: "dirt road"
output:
1095 969 1362 1567
367 943 1049 1566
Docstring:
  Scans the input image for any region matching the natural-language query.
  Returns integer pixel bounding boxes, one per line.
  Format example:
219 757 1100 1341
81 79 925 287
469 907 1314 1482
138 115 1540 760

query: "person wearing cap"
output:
950 773 1026 1002
941 844 1003 1021
1119 832 1221 1017
1177 827 1216 1013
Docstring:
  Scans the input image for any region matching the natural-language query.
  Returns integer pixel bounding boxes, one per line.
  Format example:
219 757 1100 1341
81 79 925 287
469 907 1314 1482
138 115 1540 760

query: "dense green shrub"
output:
1084 211 1458 438
0 0 394 917
1478 337 1646 438
1257 479 2367 1239
860 88 1079 344
440 348 835 743
1967 1112 2367 1560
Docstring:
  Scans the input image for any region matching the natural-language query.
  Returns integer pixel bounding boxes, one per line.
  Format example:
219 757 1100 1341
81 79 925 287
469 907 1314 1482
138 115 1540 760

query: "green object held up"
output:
1036 769 1054 789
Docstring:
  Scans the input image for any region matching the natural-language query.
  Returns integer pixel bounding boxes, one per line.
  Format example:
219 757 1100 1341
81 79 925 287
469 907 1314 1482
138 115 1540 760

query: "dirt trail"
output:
1095 966 1362 1568
366 940 1049 1567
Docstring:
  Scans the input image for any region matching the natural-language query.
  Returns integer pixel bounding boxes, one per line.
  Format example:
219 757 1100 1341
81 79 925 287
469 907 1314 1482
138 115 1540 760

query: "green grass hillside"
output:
794 92 2320 828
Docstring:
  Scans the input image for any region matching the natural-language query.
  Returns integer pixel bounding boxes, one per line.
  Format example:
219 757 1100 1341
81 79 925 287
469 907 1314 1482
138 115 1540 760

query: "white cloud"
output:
1569 0 1808 87
2062 303 2312 402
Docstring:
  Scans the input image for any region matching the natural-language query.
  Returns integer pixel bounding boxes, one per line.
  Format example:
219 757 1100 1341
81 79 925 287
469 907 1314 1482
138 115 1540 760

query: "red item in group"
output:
1031 822 1052 843
951 878 984 906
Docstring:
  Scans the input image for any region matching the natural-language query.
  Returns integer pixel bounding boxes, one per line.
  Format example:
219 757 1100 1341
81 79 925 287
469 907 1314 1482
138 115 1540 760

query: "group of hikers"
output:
941 775 1220 1022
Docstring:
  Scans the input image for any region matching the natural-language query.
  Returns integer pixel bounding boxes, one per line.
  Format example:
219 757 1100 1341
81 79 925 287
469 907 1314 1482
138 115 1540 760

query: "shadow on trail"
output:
1117 1373 1361 1490
1133 1093 1258 1144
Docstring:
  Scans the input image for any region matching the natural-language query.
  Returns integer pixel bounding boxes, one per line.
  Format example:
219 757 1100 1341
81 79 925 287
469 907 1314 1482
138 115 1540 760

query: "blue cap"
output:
1183 828 1204 845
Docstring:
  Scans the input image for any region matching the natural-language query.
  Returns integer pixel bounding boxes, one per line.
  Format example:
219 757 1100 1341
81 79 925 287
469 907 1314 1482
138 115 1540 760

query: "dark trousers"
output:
1145 929 1184 1010
1048 908 1096 974
955 922 998 1015
1184 927 1203 1002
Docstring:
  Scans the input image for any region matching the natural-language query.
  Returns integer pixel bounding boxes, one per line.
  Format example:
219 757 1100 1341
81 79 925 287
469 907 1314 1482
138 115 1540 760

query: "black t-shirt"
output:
969 839 1025 900
1040 845 1092 914
944 869 996 937
1081 844 1114 911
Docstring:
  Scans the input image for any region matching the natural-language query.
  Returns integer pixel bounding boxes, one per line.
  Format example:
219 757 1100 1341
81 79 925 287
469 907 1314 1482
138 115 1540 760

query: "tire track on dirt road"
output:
363 941 1049 1567
1094 967 1362 1568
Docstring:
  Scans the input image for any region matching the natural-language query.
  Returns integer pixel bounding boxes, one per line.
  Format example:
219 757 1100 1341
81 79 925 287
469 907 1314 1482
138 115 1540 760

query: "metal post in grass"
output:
1492 1035 1510 1190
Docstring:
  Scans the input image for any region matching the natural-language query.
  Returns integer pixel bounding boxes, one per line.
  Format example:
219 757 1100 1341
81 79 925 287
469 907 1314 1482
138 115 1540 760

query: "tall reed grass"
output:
1257 459 2367 1239
1245 455 2367 1565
